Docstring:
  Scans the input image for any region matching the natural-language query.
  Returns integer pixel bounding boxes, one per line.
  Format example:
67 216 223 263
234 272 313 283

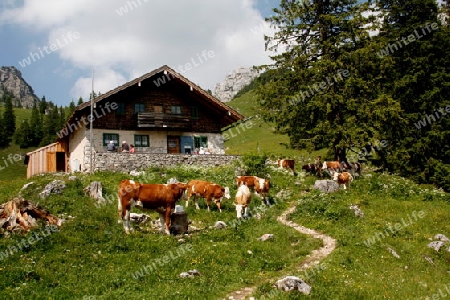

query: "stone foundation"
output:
94 152 239 172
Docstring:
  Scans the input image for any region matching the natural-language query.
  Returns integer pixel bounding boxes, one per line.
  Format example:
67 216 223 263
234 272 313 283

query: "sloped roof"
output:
65 65 244 130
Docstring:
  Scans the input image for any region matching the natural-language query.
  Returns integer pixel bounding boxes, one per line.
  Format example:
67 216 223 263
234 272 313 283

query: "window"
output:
134 135 149 147
154 105 163 113
116 103 126 115
194 136 207 149
103 133 119 146
171 105 182 115
191 106 199 119
135 103 145 113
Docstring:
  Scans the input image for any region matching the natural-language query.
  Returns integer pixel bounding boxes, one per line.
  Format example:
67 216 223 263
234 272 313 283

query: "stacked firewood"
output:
0 197 62 234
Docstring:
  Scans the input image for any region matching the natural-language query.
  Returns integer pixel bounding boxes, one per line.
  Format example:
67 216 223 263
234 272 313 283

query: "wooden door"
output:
167 136 180 153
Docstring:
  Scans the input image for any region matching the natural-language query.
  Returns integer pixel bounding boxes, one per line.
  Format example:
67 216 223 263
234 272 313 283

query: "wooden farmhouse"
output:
26 65 244 178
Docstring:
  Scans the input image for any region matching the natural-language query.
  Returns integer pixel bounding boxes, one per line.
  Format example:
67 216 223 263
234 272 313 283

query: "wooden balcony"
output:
137 112 192 129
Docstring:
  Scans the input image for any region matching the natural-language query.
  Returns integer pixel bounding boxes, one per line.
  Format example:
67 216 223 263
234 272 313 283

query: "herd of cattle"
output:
117 158 361 235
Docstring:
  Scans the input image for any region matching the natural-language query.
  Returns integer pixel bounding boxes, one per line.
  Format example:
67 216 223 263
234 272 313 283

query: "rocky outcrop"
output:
214 67 259 102
0 66 40 108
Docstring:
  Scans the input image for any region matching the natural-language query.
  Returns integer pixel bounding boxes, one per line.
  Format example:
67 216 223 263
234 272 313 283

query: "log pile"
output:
0 197 62 235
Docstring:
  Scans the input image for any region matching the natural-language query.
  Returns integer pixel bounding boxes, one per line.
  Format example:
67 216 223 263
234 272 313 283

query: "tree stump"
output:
170 211 190 235
84 181 106 205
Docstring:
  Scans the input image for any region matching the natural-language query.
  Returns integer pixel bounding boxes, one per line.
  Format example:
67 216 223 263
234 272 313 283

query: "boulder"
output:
313 180 340 193
273 276 311 294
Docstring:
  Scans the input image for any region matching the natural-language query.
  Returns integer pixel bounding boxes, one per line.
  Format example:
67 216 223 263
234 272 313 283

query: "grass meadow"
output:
0 94 449 299
0 163 449 299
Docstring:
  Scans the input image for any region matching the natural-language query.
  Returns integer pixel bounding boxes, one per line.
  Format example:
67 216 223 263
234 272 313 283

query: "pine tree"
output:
373 0 450 188
256 0 385 161
68 100 76 117
40 105 59 146
3 94 16 138
14 119 33 148
0 115 9 148
58 106 65 131
77 97 84 105
30 100 43 146
39 96 48 114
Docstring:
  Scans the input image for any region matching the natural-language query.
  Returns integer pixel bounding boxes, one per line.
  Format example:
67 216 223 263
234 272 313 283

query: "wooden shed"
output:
25 141 68 178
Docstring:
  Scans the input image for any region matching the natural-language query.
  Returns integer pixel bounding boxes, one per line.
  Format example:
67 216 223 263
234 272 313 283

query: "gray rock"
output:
387 247 400 258
350 205 365 217
214 221 227 229
167 177 179 184
428 241 445 252
180 269 201 278
258 234 274 241
213 67 259 102
39 180 66 199
0 66 40 108
274 276 311 294
130 213 150 224
434 234 450 242
313 180 340 193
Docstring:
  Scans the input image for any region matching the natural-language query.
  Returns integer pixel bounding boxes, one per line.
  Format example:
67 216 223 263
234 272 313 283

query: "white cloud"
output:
1 0 275 100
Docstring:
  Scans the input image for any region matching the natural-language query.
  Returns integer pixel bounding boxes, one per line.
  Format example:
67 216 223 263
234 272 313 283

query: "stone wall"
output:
94 152 240 172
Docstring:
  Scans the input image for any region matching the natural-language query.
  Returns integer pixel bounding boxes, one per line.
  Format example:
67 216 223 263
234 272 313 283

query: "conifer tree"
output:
372 0 450 187
77 97 84 105
14 119 33 148
0 115 9 148
68 100 76 117
30 100 43 146
256 0 384 161
3 94 16 138
39 96 48 114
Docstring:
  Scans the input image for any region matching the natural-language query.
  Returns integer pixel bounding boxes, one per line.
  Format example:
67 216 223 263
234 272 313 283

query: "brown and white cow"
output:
277 159 295 173
236 175 270 204
117 180 188 234
186 180 230 212
322 161 342 176
333 171 353 190
234 184 252 219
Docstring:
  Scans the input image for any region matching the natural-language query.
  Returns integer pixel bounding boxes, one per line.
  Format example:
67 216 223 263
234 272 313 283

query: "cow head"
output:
322 161 328 170
333 172 340 181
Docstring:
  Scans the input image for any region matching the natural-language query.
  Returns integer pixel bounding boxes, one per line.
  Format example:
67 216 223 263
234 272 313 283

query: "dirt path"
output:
223 205 337 300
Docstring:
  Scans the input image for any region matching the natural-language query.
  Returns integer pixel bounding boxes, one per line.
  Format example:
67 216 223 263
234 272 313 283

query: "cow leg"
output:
243 206 249 218
164 208 172 235
135 200 143 209
235 204 243 219
117 196 123 224
122 208 133 234
215 199 222 213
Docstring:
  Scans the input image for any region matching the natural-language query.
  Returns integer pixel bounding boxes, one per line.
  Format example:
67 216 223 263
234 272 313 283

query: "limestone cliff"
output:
214 67 259 102
0 66 40 107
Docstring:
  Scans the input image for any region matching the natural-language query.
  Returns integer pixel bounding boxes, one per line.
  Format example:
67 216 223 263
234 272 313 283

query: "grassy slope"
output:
223 91 328 161
0 94 449 299
0 108 36 180
0 165 321 299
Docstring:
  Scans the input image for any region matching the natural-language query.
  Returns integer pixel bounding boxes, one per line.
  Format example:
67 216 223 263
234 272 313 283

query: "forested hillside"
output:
253 0 450 191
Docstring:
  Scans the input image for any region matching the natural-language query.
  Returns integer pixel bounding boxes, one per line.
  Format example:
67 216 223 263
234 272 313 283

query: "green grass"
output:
0 164 321 300
224 91 327 161
254 173 450 300
0 93 449 299
0 165 448 299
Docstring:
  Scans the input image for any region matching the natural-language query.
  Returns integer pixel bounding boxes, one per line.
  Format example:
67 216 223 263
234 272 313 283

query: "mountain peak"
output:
214 67 259 102
0 66 40 108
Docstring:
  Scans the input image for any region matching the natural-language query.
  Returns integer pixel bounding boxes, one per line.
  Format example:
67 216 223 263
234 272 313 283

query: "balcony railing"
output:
137 112 192 129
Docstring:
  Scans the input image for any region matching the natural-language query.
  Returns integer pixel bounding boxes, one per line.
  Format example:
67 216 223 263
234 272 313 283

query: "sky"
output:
0 0 280 106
